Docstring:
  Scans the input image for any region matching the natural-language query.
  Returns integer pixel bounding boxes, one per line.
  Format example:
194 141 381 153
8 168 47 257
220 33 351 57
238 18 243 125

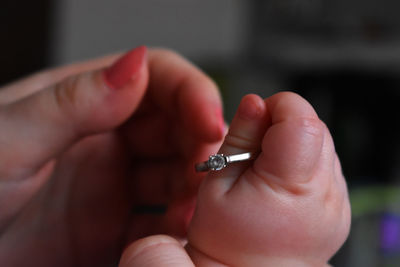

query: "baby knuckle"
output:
296 117 326 138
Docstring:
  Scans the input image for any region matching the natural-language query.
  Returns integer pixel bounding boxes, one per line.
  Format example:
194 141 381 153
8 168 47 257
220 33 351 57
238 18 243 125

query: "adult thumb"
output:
0 46 148 179
119 235 194 267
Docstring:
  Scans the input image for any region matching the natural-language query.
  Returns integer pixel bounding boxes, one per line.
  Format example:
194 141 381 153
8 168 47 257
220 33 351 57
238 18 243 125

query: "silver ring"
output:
195 152 256 172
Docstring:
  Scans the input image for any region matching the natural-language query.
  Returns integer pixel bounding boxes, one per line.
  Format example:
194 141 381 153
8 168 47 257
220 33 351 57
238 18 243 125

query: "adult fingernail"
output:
103 46 147 90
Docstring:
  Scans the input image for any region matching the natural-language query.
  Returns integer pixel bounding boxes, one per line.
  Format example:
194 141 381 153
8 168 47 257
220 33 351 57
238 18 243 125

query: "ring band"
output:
195 152 256 172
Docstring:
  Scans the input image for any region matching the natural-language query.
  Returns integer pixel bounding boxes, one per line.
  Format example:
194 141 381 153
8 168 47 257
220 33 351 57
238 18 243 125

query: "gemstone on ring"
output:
208 154 227 171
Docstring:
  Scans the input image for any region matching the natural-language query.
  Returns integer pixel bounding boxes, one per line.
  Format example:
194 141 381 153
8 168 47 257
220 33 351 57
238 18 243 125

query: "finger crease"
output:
223 133 258 151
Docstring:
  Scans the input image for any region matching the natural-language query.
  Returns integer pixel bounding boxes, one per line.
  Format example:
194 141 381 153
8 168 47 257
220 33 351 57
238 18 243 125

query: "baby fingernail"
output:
238 94 264 120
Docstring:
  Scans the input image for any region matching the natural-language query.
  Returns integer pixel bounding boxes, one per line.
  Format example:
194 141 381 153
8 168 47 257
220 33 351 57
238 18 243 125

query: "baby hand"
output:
187 92 351 266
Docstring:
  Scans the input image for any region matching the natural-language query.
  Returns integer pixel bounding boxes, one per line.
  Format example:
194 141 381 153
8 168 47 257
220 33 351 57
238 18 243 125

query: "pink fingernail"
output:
103 46 147 90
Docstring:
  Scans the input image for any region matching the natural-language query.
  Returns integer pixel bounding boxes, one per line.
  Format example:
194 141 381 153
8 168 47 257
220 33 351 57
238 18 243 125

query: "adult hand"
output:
0 46 224 266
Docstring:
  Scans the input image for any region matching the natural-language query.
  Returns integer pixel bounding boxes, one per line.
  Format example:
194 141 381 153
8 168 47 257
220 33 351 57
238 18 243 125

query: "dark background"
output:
0 1 53 85
1 1 399 266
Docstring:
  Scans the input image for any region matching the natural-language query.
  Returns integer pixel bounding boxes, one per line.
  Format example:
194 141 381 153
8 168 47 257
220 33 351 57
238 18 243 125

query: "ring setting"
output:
207 154 227 171
195 152 255 172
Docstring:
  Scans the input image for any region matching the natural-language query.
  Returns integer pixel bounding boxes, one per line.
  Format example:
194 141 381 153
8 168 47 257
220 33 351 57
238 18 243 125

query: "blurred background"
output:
1 0 399 265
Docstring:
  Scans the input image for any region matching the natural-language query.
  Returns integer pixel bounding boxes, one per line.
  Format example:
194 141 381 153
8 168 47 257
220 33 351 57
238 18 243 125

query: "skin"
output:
187 93 351 266
0 48 351 266
0 48 224 266
120 93 351 267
